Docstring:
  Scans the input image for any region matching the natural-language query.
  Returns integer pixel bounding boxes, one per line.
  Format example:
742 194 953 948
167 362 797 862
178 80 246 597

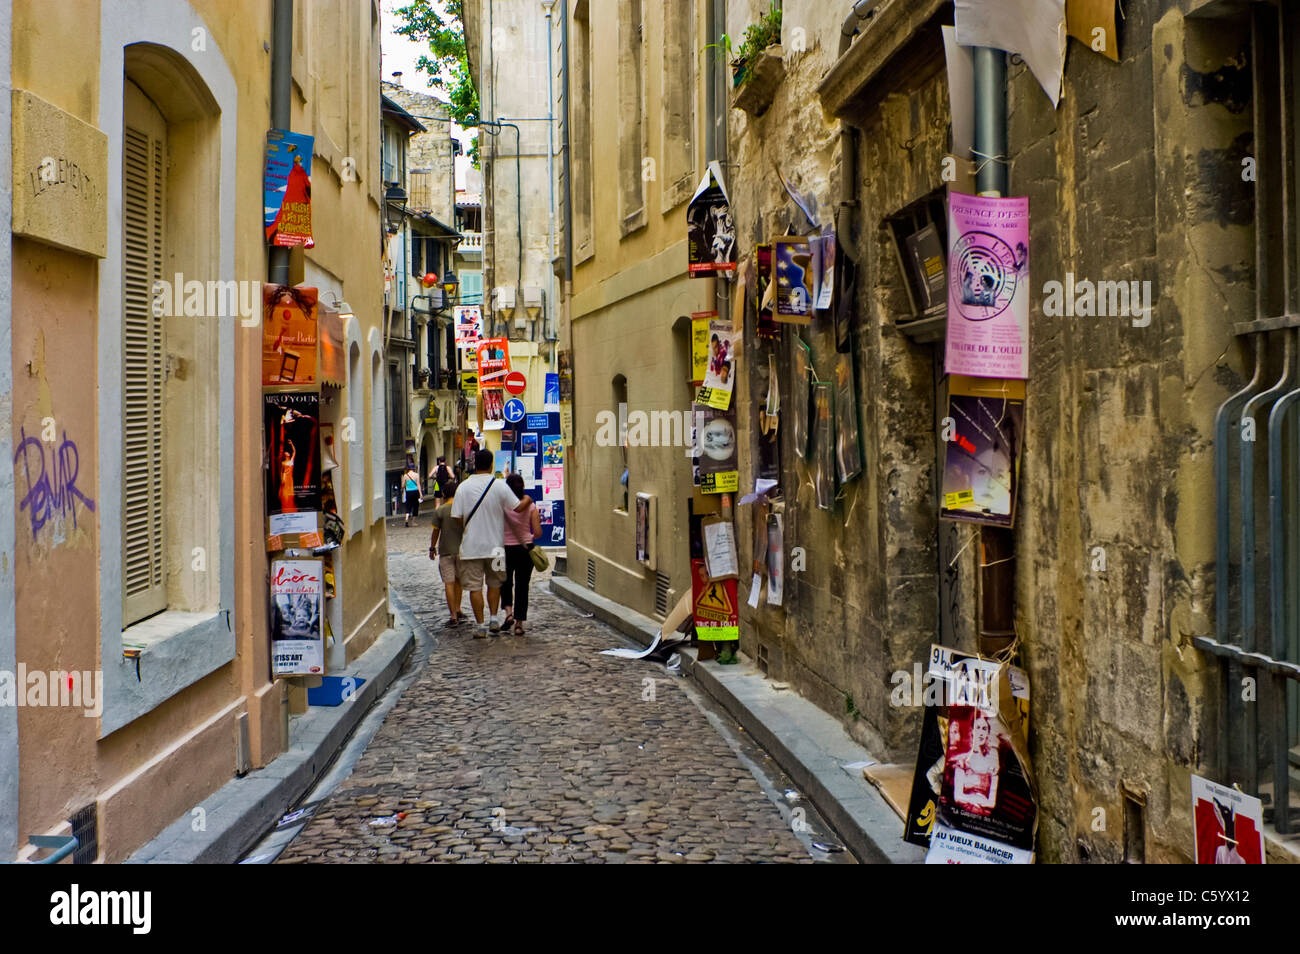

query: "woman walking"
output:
428 479 467 626
500 472 542 636
402 461 423 527
431 456 453 507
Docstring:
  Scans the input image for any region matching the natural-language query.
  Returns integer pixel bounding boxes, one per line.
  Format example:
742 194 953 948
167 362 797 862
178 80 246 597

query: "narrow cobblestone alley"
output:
274 525 844 864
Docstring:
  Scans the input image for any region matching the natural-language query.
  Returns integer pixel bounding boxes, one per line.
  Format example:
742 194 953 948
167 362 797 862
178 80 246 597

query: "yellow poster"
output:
691 310 715 384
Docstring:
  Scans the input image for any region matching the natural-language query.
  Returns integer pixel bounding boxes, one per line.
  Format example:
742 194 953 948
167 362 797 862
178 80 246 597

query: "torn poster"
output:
1066 0 1120 63
702 519 739 580
955 0 1067 107
687 161 736 276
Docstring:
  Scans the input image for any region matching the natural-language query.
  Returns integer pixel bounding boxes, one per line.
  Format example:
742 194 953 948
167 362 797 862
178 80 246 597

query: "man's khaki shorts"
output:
458 556 504 590
438 554 460 585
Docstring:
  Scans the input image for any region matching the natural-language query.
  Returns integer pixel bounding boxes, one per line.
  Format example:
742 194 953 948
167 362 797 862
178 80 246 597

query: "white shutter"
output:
122 83 167 626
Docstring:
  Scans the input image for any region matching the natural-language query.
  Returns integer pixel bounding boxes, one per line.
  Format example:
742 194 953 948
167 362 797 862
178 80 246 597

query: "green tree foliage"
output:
393 0 480 165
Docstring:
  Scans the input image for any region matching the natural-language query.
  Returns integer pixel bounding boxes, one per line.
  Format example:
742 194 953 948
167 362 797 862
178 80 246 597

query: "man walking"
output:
452 448 529 637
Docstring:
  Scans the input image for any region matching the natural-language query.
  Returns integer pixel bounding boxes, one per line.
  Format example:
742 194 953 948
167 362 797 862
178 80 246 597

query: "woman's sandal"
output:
501 615 515 629
513 622 525 636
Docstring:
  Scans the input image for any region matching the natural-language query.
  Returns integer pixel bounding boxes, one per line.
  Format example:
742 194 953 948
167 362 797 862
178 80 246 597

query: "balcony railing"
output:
459 231 483 253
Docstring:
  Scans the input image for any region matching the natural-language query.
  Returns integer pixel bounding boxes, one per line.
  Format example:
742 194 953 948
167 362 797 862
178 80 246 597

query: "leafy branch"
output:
393 0 480 166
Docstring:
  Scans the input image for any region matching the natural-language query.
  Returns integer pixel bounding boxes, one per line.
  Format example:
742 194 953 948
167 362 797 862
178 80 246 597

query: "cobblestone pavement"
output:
276 521 845 864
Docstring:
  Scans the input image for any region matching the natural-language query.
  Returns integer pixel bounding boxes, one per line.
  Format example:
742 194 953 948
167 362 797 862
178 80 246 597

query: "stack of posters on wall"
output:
791 337 812 460
270 558 325 675
833 248 857 353
755 245 779 339
687 161 736 276
940 376 1024 527
766 510 784 606
904 645 1036 863
696 317 738 411
1191 775 1265 864
476 337 510 431
694 403 739 495
557 349 574 445
812 382 834 511
757 353 780 483
264 129 314 248
835 353 863 483
944 191 1030 380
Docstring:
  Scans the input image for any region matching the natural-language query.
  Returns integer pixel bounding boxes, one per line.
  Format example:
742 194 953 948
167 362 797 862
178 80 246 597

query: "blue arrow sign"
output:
504 398 526 423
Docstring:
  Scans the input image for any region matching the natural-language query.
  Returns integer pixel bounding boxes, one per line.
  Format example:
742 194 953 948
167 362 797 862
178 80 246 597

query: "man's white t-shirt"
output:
451 473 519 560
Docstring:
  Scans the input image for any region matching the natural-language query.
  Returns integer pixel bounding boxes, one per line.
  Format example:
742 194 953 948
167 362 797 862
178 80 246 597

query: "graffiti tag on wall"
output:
14 426 96 539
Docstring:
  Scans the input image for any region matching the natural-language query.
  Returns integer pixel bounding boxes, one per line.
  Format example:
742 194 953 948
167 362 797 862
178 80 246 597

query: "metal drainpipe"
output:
545 5 556 348
269 0 293 288
972 47 1015 654
561 0 572 293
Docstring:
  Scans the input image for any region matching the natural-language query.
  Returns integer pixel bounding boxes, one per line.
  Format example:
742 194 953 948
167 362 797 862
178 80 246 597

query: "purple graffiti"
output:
14 427 96 539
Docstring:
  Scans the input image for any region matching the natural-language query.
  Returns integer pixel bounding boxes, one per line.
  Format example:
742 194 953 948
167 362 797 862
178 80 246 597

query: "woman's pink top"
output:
504 501 536 546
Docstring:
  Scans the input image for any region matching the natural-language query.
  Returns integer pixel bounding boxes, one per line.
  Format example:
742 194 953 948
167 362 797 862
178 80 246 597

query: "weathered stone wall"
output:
729 0 1263 863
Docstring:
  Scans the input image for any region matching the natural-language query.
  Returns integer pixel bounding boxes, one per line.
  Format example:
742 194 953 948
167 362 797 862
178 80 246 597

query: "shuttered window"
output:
122 82 167 626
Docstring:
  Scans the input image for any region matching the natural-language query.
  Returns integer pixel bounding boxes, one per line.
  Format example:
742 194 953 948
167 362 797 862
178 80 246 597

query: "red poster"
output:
476 337 511 387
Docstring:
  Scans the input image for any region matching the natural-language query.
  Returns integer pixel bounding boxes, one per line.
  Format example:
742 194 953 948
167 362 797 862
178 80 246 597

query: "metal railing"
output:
1201 0 1300 836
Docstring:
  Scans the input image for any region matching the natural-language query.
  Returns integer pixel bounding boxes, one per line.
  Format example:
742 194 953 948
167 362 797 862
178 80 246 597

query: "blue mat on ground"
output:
307 675 366 707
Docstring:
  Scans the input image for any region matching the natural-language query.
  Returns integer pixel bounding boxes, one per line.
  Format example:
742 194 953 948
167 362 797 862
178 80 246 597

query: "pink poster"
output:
542 466 565 502
944 192 1030 379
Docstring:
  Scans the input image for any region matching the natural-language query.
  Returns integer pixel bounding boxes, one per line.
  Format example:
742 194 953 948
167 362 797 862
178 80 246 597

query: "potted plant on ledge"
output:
706 3 785 117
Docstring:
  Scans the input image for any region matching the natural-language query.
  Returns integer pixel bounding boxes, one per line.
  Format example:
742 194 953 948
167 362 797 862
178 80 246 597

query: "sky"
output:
379 0 476 174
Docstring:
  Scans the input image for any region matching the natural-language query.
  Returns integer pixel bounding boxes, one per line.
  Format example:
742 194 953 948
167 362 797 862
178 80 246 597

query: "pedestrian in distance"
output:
428 479 467 627
431 456 453 507
500 472 542 636
402 462 423 527
451 448 531 638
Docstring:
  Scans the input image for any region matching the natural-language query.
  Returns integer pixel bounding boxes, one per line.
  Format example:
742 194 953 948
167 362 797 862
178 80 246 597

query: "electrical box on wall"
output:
493 285 517 313
635 492 657 570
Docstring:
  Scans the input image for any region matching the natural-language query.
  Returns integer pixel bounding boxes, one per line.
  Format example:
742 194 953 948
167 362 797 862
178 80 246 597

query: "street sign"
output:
505 370 527 395
504 398 526 423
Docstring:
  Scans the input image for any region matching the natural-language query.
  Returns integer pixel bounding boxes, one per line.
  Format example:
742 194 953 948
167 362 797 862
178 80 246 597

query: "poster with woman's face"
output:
937 702 1036 851
264 392 321 536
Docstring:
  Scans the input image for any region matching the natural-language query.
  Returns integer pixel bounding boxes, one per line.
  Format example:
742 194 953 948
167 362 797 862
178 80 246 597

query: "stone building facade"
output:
554 0 1297 863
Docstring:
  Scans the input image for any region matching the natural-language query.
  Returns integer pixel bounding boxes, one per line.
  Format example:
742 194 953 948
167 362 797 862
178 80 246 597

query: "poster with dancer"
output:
264 128 314 248
687 161 736 276
262 285 319 386
1192 775 1265 864
270 558 325 675
264 392 321 536
944 191 1030 379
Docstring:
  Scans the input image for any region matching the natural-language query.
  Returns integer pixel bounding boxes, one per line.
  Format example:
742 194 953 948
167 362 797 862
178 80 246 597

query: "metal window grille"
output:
655 572 671 616
587 557 596 590
69 803 97 865
1202 1 1300 836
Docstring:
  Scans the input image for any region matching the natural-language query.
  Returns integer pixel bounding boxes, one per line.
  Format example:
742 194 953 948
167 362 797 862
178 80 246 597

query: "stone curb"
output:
126 612 416 864
549 575 925 864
